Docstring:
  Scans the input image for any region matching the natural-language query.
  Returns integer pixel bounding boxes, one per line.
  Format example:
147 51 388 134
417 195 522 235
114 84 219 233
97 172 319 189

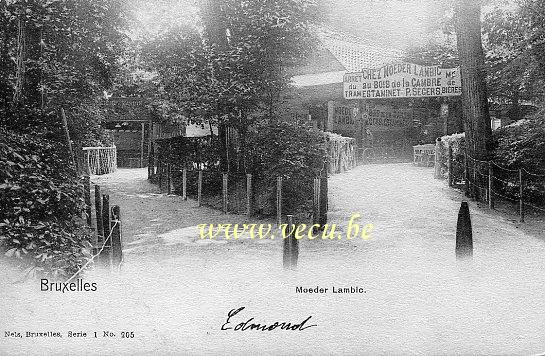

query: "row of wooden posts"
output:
155 164 328 269
83 176 123 266
440 146 528 223
281 178 328 269
155 164 328 221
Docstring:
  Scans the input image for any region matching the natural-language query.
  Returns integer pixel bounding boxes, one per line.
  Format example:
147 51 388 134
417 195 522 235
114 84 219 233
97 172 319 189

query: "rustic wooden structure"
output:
327 133 357 174
82 180 124 268
83 147 117 175
412 144 436 166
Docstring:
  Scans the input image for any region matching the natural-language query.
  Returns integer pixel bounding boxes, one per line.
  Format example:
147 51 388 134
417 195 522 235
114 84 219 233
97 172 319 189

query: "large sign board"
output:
364 104 412 130
328 101 413 134
343 63 461 100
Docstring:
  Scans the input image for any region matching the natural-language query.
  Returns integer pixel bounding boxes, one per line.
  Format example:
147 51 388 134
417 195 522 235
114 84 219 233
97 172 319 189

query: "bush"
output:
0 128 92 279
492 115 545 172
492 114 545 204
246 120 327 216
438 132 466 181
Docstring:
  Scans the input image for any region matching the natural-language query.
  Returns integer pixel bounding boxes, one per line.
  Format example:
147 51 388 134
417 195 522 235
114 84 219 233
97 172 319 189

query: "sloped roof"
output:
318 29 403 72
292 29 403 87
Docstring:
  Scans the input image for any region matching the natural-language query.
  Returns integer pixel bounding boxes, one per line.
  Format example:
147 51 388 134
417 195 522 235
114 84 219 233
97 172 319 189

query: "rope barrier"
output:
492 190 519 203
523 168 545 177
492 162 519 173
525 201 545 212
65 220 119 284
492 175 518 186
446 153 545 216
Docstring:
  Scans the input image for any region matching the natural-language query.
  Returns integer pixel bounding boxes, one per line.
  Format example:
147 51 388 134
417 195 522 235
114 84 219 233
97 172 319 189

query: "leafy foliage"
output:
0 0 127 140
483 0 545 105
138 0 321 157
245 120 327 216
492 111 545 172
0 127 92 278
0 1 128 278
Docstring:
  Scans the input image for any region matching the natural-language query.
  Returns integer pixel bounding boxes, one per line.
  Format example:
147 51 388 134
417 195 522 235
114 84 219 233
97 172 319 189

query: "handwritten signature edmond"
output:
221 307 317 332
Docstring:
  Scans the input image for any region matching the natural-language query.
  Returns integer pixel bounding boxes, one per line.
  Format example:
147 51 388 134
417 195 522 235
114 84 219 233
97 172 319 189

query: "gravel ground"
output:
2 165 545 355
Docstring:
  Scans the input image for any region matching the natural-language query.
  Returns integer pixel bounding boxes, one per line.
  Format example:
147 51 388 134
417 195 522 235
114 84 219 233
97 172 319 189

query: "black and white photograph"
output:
1 0 545 354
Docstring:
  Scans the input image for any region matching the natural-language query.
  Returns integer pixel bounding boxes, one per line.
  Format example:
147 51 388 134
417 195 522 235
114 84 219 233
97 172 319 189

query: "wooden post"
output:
147 121 153 179
276 177 282 226
313 177 321 232
102 194 111 242
197 170 203 207
519 169 525 223
434 138 441 179
111 205 123 266
283 215 296 269
101 194 111 265
167 164 172 195
169 166 175 194
222 173 228 214
85 150 91 176
83 176 92 226
289 215 299 268
95 185 104 242
472 159 477 200
441 101 449 135
157 158 163 188
447 146 453 187
488 162 494 209
140 122 145 168
182 168 187 200
59 107 75 168
246 174 252 217
464 151 470 197
319 176 328 226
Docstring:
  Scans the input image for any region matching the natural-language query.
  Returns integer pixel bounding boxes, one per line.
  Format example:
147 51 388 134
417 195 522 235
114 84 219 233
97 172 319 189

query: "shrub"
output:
438 132 466 181
492 114 545 204
246 120 327 216
0 128 92 279
492 115 545 172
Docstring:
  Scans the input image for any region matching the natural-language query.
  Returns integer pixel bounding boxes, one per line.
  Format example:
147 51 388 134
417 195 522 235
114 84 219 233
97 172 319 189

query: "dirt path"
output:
3 165 545 355
90 168 277 259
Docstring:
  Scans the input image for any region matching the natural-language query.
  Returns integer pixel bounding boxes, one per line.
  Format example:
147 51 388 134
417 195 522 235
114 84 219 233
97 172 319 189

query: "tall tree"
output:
483 0 545 116
0 0 128 144
454 0 493 160
141 0 320 172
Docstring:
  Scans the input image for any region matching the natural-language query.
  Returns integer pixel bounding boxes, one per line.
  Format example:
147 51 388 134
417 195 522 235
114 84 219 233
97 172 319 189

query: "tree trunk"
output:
200 0 229 172
454 0 493 160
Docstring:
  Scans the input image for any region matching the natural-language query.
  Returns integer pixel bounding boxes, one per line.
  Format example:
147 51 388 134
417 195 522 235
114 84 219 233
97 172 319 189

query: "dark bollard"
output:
111 205 123 267
456 201 473 259
319 177 328 226
83 176 92 226
283 215 293 269
290 221 299 268
95 185 104 242
101 194 111 266
283 215 298 269
312 177 321 233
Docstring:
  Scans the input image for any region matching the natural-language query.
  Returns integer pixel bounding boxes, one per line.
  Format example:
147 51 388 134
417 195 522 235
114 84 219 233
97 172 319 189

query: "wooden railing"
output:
83 146 117 175
326 133 357 174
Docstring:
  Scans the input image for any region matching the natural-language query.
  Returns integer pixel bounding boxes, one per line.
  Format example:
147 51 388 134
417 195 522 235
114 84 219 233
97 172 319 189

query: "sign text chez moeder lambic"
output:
343 62 462 100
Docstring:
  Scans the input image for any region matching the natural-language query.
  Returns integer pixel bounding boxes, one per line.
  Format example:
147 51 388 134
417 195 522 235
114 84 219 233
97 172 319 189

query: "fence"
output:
82 146 117 175
440 148 545 222
81 176 123 269
327 134 357 174
150 161 328 225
